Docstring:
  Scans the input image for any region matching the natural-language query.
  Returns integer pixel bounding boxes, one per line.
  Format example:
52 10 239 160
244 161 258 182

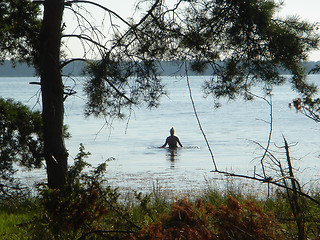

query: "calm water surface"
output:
1 75 320 193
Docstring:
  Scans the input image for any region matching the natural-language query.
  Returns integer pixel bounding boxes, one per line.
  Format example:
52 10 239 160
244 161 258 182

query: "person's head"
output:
170 127 175 136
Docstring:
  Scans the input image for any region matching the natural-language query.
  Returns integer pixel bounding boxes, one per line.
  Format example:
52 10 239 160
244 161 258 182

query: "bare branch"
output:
66 0 132 27
246 90 273 179
107 0 162 54
103 77 135 105
62 34 109 52
212 169 320 206
32 0 44 4
185 62 217 171
61 58 87 69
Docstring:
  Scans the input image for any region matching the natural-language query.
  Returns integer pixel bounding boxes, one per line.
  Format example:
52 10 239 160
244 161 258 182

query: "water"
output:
1 75 320 193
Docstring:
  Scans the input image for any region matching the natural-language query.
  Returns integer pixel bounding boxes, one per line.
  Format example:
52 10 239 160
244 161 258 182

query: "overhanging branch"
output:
185 62 217 171
61 58 87 69
103 77 135 105
62 34 109 51
212 169 320 206
65 0 132 27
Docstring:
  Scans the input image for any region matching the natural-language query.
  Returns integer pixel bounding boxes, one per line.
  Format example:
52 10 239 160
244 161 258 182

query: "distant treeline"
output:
1 60 320 77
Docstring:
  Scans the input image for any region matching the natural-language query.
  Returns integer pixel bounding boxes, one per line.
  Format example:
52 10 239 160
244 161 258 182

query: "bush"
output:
30 144 114 239
128 198 213 240
128 196 285 240
213 196 284 239
0 98 43 183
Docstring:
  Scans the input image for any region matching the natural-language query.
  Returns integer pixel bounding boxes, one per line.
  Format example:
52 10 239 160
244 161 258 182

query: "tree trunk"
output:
39 0 67 188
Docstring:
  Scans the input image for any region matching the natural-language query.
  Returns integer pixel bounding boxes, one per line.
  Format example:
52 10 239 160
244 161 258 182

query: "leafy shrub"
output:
0 98 43 182
213 196 285 239
128 196 285 240
128 198 213 240
32 144 114 239
0 98 70 199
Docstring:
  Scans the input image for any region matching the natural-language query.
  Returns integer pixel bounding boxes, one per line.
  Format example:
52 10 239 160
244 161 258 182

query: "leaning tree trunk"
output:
39 0 68 188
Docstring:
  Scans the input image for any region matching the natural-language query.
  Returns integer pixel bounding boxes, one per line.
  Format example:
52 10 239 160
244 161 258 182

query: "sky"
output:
62 0 320 61
278 0 320 22
273 0 320 60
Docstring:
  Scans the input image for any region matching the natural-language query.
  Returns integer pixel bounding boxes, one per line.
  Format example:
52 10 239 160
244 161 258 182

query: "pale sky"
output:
277 0 320 60
62 0 320 61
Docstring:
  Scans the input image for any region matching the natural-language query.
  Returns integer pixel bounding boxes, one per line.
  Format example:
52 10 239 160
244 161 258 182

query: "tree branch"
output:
61 58 87 69
185 62 217 171
103 77 135 105
246 90 273 179
62 34 109 52
65 0 132 27
212 169 320 206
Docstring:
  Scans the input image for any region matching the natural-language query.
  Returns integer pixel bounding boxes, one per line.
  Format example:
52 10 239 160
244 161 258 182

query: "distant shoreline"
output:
1 60 320 77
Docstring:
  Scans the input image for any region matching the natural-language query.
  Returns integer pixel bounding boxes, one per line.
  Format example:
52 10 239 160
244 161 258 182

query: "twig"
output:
61 58 88 69
99 188 142 230
246 90 273 179
211 169 320 206
125 106 135 134
283 136 306 240
62 34 109 52
66 0 132 28
103 77 135 104
185 62 217 171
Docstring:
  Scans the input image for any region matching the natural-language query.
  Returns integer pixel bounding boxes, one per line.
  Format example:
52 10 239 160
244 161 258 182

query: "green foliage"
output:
110 0 319 104
185 0 318 100
0 98 71 195
83 56 166 119
131 190 168 226
3 184 320 239
32 144 115 239
128 196 284 240
0 0 41 66
213 196 284 239
0 198 39 239
0 98 43 183
86 0 319 119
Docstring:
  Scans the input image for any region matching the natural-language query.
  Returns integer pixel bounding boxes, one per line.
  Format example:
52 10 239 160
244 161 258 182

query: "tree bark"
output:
39 0 68 188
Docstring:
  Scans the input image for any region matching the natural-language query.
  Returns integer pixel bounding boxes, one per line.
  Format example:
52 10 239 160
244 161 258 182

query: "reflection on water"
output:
166 148 179 168
164 146 201 168
2 76 320 193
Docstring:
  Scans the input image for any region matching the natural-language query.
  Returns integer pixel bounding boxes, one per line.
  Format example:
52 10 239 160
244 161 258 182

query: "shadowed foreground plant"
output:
127 198 213 240
0 98 43 191
213 196 285 240
29 144 116 239
127 196 285 240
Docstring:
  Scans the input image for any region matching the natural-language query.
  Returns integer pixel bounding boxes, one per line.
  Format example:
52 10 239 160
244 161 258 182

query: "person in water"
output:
161 127 183 149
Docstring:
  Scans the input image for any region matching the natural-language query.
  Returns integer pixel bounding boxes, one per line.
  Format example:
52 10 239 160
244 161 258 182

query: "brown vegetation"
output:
127 196 283 240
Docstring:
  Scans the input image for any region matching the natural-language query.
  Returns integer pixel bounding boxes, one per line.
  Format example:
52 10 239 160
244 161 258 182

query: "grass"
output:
0 182 319 240
1 145 319 239
0 212 31 239
0 199 39 239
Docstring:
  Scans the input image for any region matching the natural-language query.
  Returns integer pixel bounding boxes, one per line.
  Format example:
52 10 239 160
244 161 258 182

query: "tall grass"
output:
0 198 39 239
1 182 320 239
1 144 320 239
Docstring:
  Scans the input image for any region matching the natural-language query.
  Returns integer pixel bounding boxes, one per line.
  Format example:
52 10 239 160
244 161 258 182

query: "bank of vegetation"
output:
0 144 319 240
2 0 320 239
1 97 320 240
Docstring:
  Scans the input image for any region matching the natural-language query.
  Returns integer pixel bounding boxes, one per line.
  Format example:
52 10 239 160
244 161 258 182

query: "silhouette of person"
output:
161 127 183 149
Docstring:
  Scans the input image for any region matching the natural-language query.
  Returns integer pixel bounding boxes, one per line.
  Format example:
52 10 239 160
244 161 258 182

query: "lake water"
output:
1 75 320 194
